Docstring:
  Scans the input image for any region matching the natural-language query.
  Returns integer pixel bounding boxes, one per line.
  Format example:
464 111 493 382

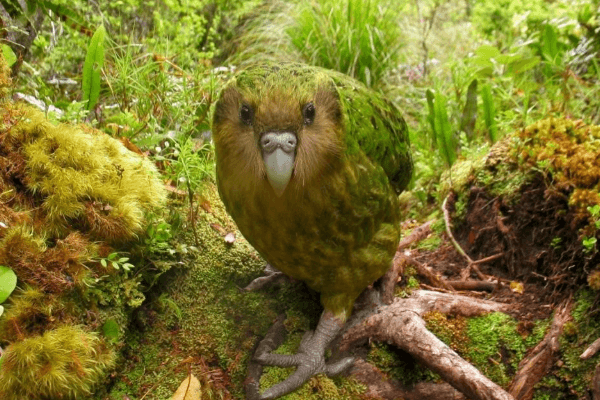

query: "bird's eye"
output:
303 102 316 126
239 104 253 126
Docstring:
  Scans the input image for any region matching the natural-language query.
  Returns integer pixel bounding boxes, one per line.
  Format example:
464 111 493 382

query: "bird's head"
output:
212 63 345 197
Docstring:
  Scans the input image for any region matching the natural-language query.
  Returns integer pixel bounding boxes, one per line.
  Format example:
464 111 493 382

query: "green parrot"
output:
211 62 412 399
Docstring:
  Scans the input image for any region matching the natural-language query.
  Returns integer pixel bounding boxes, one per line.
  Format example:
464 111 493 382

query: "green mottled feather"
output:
212 62 412 320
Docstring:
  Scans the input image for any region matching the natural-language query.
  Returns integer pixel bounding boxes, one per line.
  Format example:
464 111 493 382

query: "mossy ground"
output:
99 185 368 399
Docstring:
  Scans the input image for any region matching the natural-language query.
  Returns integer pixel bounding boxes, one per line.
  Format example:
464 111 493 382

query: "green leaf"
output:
82 25 107 111
507 56 541 75
481 84 497 143
542 24 559 61
460 79 478 140
112 261 120 270
1 44 17 67
102 319 120 342
475 45 501 60
433 92 456 168
0 265 17 303
100 258 107 268
425 89 436 148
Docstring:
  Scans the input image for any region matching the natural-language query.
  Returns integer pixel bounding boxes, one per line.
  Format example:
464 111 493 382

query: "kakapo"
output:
212 62 412 399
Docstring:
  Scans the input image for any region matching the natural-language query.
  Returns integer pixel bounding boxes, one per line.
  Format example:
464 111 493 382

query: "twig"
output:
405 254 455 292
442 194 473 263
381 220 436 304
443 194 504 282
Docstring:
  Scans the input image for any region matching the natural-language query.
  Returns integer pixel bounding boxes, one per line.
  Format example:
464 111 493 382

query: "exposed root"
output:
443 193 506 284
581 337 600 360
341 290 514 400
508 299 573 400
380 220 436 304
398 220 435 251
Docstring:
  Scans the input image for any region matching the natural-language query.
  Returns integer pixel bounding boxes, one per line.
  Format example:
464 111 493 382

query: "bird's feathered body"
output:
213 62 412 399
213 63 412 320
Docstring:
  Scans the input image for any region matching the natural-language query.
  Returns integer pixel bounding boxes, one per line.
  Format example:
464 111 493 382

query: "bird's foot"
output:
244 263 290 292
248 311 354 400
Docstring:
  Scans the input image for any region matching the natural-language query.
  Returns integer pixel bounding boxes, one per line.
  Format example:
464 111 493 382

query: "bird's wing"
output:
332 74 413 194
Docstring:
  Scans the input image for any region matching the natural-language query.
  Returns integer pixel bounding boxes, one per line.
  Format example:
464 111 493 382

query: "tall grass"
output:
289 0 408 87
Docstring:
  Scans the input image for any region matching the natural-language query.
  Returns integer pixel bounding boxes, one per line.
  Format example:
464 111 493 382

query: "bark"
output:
341 290 514 400
508 300 573 400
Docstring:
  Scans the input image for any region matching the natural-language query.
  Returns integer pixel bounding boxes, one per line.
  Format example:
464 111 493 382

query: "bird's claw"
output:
254 329 355 400
244 264 289 292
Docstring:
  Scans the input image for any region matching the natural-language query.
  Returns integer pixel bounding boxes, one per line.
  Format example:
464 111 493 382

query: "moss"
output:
0 84 168 398
587 269 600 290
466 312 533 386
366 341 438 386
513 118 600 224
415 233 442 251
0 48 11 99
424 311 470 355
3 105 167 242
0 325 115 400
426 311 548 388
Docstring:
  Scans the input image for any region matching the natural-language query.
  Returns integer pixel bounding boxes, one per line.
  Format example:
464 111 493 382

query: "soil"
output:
411 174 598 323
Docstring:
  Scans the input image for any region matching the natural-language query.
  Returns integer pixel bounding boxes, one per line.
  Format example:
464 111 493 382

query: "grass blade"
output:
82 25 107 111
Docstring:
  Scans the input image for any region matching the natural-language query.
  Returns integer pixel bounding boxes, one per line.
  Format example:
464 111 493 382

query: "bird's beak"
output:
260 132 297 197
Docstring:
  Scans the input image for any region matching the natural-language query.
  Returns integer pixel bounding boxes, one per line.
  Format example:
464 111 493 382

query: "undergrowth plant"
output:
289 0 408 87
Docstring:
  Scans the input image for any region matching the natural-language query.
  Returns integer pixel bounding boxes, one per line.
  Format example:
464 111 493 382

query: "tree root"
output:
443 193 507 284
380 220 436 304
508 300 573 400
341 290 514 400
581 337 600 360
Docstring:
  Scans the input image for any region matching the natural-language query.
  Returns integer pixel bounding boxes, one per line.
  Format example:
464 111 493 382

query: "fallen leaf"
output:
171 374 201 400
510 281 524 294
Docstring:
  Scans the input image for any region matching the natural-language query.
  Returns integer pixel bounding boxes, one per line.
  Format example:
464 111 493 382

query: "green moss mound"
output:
0 325 115 400
0 53 167 399
1 104 166 242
